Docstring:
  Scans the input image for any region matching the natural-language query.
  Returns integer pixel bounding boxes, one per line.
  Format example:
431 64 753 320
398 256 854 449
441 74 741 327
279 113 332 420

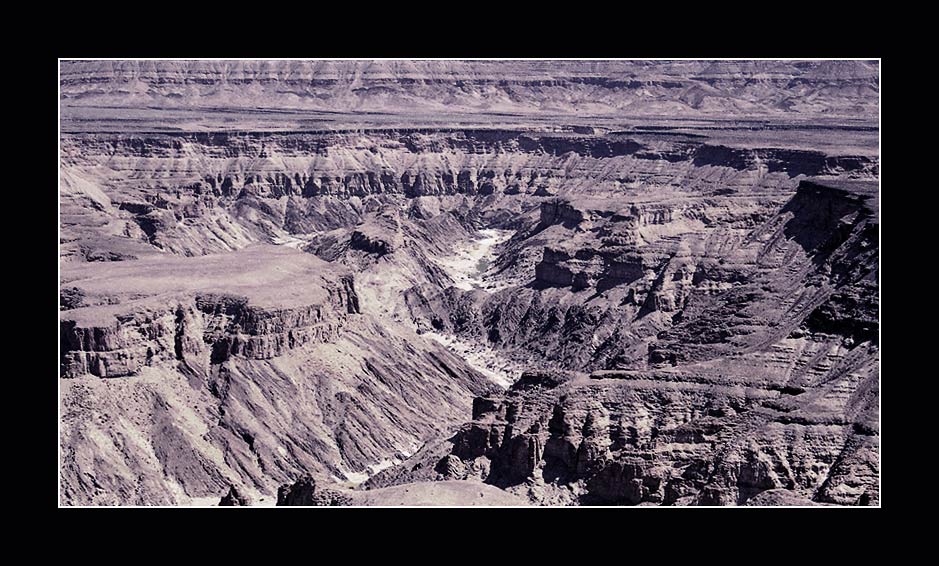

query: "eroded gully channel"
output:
422 228 525 389
271 227 522 486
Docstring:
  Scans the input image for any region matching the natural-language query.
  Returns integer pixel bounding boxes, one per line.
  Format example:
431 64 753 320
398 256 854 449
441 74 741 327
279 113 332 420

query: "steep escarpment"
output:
59 246 356 376
59 246 497 505
402 178 877 377
367 179 879 506
370 339 878 505
59 129 876 269
648 180 878 367
416 361 879 505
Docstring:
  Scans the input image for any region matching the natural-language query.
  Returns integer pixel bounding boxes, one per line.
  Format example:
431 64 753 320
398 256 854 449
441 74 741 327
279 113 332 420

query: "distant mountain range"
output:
60 60 879 119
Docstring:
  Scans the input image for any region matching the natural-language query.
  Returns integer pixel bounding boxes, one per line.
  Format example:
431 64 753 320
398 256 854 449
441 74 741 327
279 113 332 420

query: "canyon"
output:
58 60 879 506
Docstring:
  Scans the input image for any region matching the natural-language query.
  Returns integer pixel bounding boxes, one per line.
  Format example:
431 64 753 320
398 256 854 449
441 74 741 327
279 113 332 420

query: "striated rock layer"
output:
59 246 497 505
60 60 879 121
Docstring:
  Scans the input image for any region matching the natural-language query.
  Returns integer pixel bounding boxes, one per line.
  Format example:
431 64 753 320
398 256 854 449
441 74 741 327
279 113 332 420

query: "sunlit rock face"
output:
59 60 879 506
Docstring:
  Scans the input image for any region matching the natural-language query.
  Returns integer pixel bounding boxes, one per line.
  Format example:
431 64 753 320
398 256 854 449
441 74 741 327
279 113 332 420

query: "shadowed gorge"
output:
59 59 879 506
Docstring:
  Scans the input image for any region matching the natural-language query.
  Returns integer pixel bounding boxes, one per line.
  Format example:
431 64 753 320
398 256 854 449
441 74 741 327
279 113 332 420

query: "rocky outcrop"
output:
60 284 357 378
744 489 821 506
276 475 353 506
58 246 497 506
277 475 318 506
535 246 645 291
538 200 588 229
372 357 878 506
219 485 249 506
649 179 878 367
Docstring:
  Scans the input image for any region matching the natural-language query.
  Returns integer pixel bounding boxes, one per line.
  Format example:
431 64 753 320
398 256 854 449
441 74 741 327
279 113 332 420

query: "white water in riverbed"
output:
426 228 522 388
423 330 517 389
269 227 520 487
334 442 420 485
271 233 311 249
435 229 514 292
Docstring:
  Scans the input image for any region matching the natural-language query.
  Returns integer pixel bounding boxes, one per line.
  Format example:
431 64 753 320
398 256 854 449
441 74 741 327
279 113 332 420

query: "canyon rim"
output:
58 59 880 507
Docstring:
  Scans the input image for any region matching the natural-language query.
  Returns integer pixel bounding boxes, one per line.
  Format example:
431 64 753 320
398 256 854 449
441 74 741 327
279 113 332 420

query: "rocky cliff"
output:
59 128 876 263
59 246 497 505
404 359 878 505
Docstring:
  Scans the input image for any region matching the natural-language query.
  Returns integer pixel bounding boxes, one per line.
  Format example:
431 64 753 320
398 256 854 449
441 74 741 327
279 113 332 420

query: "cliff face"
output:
402 178 877 374
58 246 496 505
60 293 353 378
59 129 876 263
415 359 878 505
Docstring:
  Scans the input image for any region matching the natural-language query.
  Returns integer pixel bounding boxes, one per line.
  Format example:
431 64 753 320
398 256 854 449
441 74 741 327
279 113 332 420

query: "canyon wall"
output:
368 179 879 505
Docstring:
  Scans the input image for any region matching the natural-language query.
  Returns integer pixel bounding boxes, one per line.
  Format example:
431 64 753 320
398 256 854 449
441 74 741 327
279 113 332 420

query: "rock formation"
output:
276 475 318 506
276 475 352 506
219 485 249 506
